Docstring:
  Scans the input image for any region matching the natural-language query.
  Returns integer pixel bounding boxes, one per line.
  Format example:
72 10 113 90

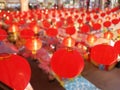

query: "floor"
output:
29 58 120 90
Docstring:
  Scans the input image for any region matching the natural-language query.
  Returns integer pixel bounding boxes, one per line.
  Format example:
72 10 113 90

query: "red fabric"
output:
0 54 31 90
50 48 84 78
90 44 118 65
0 29 7 41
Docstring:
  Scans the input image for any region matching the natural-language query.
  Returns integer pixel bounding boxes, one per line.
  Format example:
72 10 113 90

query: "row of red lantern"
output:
0 6 119 29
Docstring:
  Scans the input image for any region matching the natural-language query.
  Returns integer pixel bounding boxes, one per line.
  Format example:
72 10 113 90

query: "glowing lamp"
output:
8 24 19 41
87 34 97 44
63 36 76 48
25 38 42 54
104 31 113 40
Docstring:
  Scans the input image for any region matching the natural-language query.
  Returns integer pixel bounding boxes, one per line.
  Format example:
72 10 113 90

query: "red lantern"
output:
0 29 7 41
87 34 97 44
50 48 84 78
103 21 111 28
90 44 118 65
63 36 76 48
25 38 42 54
80 24 90 33
66 26 76 35
46 28 58 37
111 19 119 25
100 12 105 17
20 29 34 40
0 53 31 90
93 14 99 19
92 23 101 30
104 31 113 40
86 16 91 21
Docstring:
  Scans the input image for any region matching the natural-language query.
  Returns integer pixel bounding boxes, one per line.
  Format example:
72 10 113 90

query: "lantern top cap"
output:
0 53 11 60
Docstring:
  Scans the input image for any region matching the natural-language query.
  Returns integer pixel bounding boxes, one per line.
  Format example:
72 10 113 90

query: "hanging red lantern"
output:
100 12 105 17
90 44 118 65
92 23 101 30
0 53 31 90
93 14 99 19
25 38 42 54
111 19 119 25
62 36 76 48
77 18 83 24
80 24 90 33
86 16 91 21
20 29 34 40
66 26 76 35
8 24 19 41
0 29 7 41
87 34 97 44
50 48 84 78
104 31 113 40
46 28 58 37
103 21 111 28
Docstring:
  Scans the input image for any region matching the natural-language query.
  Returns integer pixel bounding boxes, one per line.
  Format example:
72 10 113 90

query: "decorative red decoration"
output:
66 26 76 35
93 23 101 30
63 36 76 48
0 29 7 41
104 31 113 40
25 38 42 54
90 44 118 65
50 48 84 78
87 34 97 44
20 29 34 39
103 21 111 28
46 28 58 37
80 24 90 33
0 53 31 90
